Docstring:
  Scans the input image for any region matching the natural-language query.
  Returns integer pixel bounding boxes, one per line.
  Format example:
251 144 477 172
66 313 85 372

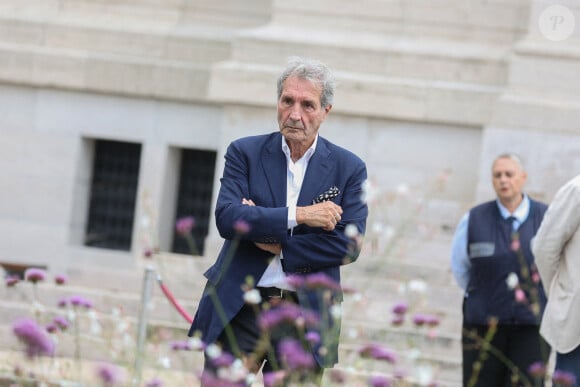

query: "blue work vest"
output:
464 199 548 325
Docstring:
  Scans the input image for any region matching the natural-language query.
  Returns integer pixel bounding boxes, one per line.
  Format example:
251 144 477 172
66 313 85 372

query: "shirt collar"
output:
281 135 318 163
496 193 530 223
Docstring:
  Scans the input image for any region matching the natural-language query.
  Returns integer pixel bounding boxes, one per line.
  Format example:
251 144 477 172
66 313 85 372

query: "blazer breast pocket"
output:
469 242 495 258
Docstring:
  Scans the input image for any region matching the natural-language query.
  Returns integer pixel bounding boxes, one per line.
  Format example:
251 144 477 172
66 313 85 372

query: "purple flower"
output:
12 318 55 358
391 302 408 315
391 315 405 326
305 331 320 345
96 363 123 386
24 268 47 283
358 343 397 363
412 313 440 327
57 297 68 308
285 275 305 289
527 361 546 379
424 314 441 327
263 371 286 387
553 370 577 386
278 339 316 371
369 374 391 387
412 314 427 326
53 316 70 331
69 295 93 309
328 368 347 383
170 340 192 351
233 220 251 234
145 378 163 387
54 274 67 285
211 352 235 368
258 303 320 331
175 216 195 235
5 276 19 287
46 323 58 334
303 272 341 291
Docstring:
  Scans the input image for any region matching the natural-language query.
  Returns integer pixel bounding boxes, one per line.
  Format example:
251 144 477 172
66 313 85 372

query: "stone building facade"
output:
0 0 579 277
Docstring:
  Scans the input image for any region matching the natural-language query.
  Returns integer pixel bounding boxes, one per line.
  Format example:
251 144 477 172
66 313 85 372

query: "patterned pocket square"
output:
313 186 340 204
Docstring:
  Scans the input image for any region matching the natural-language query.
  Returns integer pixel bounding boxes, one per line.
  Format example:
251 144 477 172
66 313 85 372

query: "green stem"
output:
464 325 533 387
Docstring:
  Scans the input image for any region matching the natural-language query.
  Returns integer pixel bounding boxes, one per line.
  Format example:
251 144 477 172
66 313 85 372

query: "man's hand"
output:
296 201 343 231
242 198 282 255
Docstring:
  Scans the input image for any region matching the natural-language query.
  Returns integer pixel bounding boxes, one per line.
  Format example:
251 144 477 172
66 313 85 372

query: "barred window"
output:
171 148 216 255
85 140 141 251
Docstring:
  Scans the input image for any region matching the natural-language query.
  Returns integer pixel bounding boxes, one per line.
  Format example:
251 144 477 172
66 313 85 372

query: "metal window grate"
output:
85 139 142 251
172 148 217 255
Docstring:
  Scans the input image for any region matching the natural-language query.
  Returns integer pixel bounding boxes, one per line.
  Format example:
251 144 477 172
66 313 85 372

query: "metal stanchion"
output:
132 265 155 387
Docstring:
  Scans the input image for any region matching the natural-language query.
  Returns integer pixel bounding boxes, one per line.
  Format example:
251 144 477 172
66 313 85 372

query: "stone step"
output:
0 0 272 28
338 343 461 386
269 0 527 44
232 25 509 86
207 60 500 126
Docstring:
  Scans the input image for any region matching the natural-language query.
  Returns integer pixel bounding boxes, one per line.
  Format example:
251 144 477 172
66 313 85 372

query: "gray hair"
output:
492 153 525 171
277 56 336 108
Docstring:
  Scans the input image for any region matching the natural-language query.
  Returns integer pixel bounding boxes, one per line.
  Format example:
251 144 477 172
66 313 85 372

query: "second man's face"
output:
277 76 332 147
492 157 527 204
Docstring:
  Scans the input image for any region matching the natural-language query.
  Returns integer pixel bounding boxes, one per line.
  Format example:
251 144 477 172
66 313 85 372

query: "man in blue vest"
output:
450 153 550 386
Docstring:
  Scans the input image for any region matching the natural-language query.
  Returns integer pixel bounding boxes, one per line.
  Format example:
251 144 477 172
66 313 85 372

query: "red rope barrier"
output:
157 275 193 324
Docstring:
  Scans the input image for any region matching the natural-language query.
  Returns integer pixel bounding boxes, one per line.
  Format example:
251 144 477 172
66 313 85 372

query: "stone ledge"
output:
232 25 510 85
0 43 211 102
208 61 500 126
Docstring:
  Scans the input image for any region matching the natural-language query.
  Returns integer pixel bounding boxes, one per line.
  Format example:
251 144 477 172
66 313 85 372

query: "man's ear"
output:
325 104 333 114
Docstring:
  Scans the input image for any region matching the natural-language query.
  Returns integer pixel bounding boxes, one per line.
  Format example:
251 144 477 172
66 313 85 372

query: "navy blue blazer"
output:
188 132 368 367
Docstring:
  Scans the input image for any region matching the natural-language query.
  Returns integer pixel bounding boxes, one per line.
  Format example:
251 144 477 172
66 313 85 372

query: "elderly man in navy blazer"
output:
188 56 368 385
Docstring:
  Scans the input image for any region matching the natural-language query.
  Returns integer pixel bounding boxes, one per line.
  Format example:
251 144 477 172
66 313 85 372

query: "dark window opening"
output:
85 139 141 251
172 148 216 256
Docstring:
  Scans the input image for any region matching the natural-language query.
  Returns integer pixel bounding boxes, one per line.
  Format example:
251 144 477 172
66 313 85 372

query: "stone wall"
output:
0 0 579 275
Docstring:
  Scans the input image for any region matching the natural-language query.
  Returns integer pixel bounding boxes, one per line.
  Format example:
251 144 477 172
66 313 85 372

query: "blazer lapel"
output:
262 134 287 207
298 138 335 206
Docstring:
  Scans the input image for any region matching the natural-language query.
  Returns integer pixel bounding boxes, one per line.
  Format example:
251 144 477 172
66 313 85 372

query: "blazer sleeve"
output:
281 159 368 273
532 178 580 295
214 139 289 243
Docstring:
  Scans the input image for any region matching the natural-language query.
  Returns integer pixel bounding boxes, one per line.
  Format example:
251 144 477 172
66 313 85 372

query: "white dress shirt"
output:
450 194 530 292
256 135 318 289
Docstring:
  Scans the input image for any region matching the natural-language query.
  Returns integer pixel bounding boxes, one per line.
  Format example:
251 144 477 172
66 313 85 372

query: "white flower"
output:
347 328 359 339
123 333 133 348
246 373 257 386
360 179 376 203
345 224 359 238
90 320 102 336
141 215 151 229
408 279 428 294
416 365 434 386
396 183 409 196
188 337 204 351
372 222 384 234
243 289 262 305
506 272 519 289
406 347 421 361
158 356 171 369
383 226 395 240
330 304 342 319
206 343 222 359
31 301 46 315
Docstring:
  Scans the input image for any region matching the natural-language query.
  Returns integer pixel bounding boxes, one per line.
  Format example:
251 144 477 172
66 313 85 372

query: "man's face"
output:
492 157 527 204
277 76 332 146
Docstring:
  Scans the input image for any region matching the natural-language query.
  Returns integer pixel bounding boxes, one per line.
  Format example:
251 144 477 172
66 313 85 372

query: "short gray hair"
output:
277 56 336 108
493 153 525 171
